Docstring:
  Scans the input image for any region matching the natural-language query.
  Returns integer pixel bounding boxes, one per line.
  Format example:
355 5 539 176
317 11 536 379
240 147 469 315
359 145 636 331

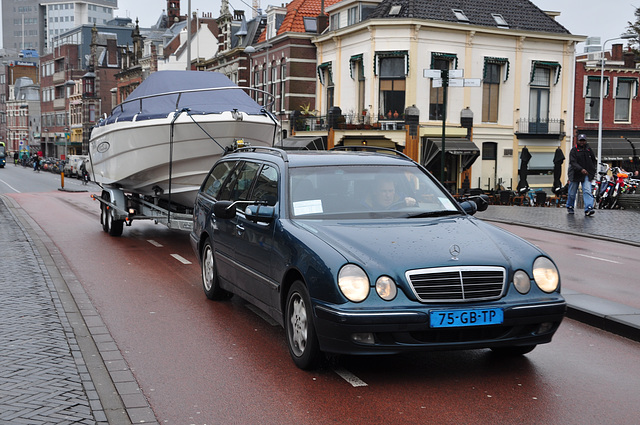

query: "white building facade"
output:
313 0 585 192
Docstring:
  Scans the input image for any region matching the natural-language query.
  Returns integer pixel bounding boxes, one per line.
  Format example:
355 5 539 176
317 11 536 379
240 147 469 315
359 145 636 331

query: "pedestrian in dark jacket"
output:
567 134 597 216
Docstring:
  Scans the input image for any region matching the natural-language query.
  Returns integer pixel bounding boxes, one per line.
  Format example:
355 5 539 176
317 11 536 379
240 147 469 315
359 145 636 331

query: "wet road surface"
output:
7 190 640 424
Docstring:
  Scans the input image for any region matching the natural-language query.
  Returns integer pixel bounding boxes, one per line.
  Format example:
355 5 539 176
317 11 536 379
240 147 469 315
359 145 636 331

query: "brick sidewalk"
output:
0 199 102 423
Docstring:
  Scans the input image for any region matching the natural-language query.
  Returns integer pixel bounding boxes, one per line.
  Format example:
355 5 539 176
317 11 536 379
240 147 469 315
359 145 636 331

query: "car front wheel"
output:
285 281 321 370
201 239 231 300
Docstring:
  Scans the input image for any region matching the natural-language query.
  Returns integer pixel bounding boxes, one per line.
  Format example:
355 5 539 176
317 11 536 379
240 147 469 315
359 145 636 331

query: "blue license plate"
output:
430 308 503 328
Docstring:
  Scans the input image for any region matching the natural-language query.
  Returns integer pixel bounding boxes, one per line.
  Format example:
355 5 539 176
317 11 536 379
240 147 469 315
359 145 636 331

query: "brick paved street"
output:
0 199 103 423
477 205 640 246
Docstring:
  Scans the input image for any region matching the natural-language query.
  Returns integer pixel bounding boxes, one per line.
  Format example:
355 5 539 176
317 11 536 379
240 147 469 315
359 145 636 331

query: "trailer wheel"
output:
101 192 110 233
109 218 124 237
101 191 123 237
201 238 231 300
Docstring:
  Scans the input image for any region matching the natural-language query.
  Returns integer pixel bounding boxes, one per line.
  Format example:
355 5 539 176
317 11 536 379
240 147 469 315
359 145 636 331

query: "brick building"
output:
574 43 640 172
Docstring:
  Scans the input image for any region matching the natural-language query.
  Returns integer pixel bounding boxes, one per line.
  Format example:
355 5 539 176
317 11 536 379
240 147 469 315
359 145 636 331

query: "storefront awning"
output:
599 138 639 161
423 138 480 170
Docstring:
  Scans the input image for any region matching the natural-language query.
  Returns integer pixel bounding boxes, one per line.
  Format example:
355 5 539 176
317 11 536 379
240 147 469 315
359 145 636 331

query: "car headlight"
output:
513 270 531 294
532 257 559 293
338 264 370 302
375 276 397 301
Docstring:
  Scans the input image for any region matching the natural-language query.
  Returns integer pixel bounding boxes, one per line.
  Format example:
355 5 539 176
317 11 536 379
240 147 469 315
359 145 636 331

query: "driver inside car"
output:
366 179 417 209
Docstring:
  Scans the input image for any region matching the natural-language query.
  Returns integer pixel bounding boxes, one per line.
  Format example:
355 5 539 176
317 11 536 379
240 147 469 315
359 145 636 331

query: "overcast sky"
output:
0 0 637 51
120 0 639 51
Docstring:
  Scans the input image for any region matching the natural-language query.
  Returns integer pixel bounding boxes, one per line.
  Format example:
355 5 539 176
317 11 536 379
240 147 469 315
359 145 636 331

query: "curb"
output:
564 291 640 343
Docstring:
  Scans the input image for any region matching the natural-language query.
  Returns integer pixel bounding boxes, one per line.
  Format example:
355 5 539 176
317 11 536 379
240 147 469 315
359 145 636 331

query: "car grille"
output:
406 266 506 303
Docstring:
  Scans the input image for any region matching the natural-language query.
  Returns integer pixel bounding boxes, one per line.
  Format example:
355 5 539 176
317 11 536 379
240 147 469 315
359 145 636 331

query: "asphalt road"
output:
2 165 640 424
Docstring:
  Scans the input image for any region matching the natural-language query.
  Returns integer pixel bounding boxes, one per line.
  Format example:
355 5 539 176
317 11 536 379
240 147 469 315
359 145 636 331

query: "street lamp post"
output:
597 34 635 167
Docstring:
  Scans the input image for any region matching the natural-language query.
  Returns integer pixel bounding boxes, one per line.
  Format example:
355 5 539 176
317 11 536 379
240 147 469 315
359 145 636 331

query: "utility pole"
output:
440 69 449 184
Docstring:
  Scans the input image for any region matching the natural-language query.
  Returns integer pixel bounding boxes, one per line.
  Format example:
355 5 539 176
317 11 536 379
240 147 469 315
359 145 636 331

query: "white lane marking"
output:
0 178 21 193
171 254 192 265
147 239 163 247
576 253 621 264
333 367 368 387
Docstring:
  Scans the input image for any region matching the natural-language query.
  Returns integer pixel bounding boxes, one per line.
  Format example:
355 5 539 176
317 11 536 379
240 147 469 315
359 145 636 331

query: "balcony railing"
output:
293 114 407 132
53 71 65 84
515 118 565 139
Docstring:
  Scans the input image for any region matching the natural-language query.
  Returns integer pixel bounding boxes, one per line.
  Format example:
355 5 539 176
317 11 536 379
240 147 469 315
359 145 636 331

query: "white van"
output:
64 155 88 177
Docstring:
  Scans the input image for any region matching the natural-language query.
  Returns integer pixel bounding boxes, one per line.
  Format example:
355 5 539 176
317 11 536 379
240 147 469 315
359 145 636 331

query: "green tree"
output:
624 7 640 51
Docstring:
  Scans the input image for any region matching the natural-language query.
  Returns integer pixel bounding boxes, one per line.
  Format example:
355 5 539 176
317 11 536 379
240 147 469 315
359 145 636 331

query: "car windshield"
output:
289 164 460 219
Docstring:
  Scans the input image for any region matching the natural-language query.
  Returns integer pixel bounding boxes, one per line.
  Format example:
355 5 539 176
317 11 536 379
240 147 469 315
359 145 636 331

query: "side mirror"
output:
213 201 236 219
469 194 489 212
459 200 478 215
244 204 275 223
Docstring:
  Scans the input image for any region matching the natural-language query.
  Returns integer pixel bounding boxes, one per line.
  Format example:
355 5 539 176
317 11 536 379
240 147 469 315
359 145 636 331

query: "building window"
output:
379 57 405 120
84 78 94 96
347 6 358 25
270 62 277 112
482 57 508 123
529 65 550 133
615 78 637 122
482 142 497 160
584 76 604 122
429 54 456 121
330 13 339 31
483 63 500 123
280 61 286 112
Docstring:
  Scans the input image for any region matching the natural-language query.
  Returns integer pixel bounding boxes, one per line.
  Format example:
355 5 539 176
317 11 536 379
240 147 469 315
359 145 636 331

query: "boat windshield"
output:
289 165 460 219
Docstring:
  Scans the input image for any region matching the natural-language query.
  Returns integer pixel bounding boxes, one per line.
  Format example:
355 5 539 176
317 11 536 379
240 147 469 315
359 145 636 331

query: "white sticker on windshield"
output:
439 197 457 210
293 200 323 215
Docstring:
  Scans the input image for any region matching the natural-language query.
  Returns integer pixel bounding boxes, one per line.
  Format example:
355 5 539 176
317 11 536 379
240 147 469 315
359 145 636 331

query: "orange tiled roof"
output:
257 0 341 42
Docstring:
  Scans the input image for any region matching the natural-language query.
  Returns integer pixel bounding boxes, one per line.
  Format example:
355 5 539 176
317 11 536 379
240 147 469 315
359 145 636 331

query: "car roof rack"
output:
229 146 289 162
330 145 413 162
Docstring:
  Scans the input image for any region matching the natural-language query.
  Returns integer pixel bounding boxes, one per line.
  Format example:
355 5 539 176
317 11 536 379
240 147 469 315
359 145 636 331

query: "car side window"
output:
250 165 278 206
202 161 236 199
218 161 261 202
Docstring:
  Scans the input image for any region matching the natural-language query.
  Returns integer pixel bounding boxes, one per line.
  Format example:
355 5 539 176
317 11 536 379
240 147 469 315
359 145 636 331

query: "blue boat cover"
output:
105 71 265 124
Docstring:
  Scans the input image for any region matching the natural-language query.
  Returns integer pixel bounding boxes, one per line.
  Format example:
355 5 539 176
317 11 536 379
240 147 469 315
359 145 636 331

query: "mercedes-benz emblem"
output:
449 244 461 260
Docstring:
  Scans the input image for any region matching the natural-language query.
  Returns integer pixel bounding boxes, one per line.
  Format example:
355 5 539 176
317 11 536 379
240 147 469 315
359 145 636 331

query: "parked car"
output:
190 147 566 369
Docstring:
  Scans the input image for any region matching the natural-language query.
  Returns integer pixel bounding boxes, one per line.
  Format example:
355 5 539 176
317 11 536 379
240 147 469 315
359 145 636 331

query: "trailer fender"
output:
102 188 127 220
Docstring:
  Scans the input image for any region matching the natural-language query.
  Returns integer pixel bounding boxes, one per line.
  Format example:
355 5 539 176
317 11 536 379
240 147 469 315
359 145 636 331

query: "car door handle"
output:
236 223 245 234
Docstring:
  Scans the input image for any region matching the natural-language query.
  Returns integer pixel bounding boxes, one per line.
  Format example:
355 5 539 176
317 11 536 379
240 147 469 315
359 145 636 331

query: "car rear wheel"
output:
285 281 321 370
490 345 536 356
201 239 231 300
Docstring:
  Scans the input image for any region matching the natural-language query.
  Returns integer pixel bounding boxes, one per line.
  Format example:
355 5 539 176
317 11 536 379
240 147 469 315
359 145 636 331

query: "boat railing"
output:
111 86 275 116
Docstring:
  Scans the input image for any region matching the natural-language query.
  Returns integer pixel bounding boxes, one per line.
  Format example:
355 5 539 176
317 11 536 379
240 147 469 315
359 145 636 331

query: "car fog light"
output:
535 322 554 335
375 276 397 300
533 257 560 293
351 333 375 345
513 270 531 294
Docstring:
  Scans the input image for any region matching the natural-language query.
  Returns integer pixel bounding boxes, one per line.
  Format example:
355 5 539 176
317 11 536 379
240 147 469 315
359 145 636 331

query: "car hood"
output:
293 216 543 273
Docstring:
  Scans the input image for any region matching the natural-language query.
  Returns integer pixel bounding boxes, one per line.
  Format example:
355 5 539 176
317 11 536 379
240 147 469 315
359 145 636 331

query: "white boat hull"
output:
89 110 276 208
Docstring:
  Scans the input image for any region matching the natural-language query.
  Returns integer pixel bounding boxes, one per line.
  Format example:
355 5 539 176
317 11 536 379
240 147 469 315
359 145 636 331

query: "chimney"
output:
612 43 623 61
624 49 635 68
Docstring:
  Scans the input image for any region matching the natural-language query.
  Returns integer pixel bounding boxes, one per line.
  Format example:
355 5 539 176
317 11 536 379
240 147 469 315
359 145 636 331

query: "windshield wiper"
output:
406 210 461 218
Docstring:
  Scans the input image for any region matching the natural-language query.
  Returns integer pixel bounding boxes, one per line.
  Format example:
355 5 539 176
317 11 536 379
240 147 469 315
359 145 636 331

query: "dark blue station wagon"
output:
190 147 566 369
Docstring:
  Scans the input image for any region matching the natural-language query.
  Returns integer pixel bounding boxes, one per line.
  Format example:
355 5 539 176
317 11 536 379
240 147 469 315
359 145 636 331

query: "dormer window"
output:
303 16 317 33
492 14 509 28
389 5 401 16
266 6 286 40
452 9 469 23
